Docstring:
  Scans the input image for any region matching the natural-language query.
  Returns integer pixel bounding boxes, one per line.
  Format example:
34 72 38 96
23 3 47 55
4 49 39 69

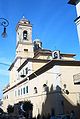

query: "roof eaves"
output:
17 58 50 72
29 59 80 79
60 53 76 57
8 57 27 71
4 59 80 94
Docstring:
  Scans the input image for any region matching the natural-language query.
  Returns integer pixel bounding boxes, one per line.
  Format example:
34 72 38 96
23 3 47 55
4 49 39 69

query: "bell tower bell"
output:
16 16 34 58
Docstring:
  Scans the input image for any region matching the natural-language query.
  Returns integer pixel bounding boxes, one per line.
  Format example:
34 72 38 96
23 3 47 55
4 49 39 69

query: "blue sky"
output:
0 0 79 98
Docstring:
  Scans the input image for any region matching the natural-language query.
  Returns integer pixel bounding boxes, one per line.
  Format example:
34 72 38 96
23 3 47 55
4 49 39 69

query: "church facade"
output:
2 17 80 118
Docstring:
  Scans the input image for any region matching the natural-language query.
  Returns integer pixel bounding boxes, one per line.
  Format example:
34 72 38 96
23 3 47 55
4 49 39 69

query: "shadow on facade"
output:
41 85 80 119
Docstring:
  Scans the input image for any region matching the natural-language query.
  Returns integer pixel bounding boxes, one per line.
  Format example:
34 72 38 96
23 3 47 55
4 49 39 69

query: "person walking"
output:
50 109 56 119
70 110 76 119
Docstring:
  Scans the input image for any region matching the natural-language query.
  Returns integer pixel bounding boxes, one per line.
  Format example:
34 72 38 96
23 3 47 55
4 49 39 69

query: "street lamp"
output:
0 18 9 38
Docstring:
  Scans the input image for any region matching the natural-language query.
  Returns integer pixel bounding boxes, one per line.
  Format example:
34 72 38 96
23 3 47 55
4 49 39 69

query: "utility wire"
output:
0 62 10 67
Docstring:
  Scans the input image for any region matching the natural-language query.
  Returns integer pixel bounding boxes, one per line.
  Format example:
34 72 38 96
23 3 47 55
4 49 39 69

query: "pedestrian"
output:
37 114 41 119
70 110 76 119
47 113 50 119
50 109 55 119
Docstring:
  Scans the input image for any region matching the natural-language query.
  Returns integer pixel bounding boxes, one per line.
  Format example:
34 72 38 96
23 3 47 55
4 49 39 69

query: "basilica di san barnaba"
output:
2 0 80 118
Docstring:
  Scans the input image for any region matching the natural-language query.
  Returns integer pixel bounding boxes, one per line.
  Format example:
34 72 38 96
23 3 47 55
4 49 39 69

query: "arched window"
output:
43 84 48 92
34 87 38 93
23 30 28 40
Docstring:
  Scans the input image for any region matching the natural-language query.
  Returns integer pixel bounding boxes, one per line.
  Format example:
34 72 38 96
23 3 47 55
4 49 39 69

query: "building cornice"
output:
16 41 33 49
34 50 51 58
29 59 80 80
74 16 80 25
17 58 50 72
34 49 76 58
8 57 27 71
3 59 80 94
8 52 76 71
60 53 76 57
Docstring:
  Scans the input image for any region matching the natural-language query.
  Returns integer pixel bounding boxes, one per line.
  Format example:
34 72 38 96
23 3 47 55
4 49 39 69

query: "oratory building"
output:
2 17 80 118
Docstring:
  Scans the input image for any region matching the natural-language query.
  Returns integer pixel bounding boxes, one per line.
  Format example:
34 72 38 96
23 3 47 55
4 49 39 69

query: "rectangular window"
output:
25 68 28 74
18 89 20 96
23 87 25 94
7 95 8 99
24 49 28 52
26 86 28 93
21 88 22 95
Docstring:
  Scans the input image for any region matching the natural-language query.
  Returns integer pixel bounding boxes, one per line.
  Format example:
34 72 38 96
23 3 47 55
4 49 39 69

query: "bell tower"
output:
68 0 80 44
16 16 34 58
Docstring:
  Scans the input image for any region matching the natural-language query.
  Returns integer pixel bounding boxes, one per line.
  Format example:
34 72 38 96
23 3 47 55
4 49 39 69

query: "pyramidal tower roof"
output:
20 16 29 22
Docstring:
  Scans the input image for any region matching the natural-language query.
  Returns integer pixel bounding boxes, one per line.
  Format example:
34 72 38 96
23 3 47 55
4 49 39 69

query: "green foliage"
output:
7 105 14 114
23 100 33 112
0 108 3 114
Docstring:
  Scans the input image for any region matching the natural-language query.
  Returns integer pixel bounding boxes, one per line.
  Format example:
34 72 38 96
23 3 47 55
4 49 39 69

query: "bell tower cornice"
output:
16 16 32 31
